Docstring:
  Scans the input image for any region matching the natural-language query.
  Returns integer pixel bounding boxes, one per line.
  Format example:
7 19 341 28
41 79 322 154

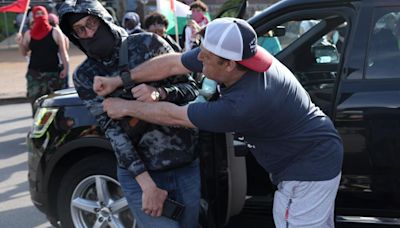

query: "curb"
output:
0 97 29 106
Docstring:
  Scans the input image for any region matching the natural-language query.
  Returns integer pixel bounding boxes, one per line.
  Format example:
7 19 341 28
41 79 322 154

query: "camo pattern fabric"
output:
58 0 199 177
26 70 64 108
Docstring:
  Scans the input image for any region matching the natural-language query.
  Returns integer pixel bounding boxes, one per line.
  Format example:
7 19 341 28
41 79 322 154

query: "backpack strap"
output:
118 36 135 92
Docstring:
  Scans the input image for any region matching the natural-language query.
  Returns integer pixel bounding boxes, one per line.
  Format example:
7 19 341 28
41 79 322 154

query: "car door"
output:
334 2 400 218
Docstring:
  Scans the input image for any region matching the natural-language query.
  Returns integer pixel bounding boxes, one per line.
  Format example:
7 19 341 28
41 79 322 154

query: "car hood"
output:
40 88 84 107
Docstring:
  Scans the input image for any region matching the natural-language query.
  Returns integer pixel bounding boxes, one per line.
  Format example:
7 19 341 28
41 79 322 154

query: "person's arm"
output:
184 26 192 51
131 74 198 104
65 36 70 50
54 29 69 79
104 95 252 134
103 98 195 128
15 31 30 57
93 53 190 96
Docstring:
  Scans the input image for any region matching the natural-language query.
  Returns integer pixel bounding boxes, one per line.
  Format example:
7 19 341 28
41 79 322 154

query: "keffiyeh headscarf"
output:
30 6 52 40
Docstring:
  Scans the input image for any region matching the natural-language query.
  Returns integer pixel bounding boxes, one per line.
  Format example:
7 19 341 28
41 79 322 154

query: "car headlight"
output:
31 107 59 138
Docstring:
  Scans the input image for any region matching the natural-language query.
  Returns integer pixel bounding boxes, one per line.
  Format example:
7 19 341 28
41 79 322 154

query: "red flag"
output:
0 0 29 13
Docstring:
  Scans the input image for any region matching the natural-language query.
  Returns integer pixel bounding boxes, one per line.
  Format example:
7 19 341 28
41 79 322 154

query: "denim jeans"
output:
117 159 201 228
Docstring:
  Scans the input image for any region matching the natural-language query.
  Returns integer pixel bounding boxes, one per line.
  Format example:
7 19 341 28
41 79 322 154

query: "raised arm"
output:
94 53 191 96
132 52 190 83
15 31 31 57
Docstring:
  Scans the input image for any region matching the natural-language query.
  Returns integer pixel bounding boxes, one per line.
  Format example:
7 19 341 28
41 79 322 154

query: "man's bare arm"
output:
94 53 191 96
15 31 30 57
131 52 190 83
103 98 196 128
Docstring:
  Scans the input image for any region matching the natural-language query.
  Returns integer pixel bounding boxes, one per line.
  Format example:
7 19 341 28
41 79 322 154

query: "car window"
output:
365 9 400 79
257 20 320 54
258 19 347 65
256 14 349 115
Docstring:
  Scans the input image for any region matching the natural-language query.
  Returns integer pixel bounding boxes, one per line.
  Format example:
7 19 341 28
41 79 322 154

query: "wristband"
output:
119 70 135 92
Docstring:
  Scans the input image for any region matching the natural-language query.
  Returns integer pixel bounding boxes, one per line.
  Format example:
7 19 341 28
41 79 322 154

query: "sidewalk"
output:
0 37 86 104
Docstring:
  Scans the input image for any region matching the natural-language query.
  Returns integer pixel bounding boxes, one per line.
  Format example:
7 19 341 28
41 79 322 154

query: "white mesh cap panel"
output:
202 18 243 61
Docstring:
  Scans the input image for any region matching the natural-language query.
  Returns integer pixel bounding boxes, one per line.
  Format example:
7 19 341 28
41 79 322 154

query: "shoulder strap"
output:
119 36 129 70
117 36 136 93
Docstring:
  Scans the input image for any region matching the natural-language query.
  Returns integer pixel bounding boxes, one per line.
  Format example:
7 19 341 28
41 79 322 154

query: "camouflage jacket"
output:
58 0 199 177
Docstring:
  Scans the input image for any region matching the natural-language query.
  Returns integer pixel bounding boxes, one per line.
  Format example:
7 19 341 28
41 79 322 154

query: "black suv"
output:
28 0 400 227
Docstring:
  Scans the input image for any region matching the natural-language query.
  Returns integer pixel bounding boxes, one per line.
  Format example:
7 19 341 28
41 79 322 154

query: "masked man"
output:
57 1 200 227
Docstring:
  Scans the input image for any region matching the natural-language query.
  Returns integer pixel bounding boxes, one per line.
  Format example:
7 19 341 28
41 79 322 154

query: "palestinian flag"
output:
156 0 191 35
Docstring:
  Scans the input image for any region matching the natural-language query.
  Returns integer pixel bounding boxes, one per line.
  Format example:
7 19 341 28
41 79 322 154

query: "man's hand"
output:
103 97 129 119
136 172 168 217
94 76 122 96
59 68 68 79
132 84 159 102
15 32 23 45
142 185 168 217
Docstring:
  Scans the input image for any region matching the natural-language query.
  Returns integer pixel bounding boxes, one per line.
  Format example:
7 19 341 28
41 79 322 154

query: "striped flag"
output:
156 0 191 35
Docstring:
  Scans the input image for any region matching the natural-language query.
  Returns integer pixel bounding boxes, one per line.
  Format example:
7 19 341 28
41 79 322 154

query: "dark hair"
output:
189 1 208 12
215 55 249 71
143 12 168 29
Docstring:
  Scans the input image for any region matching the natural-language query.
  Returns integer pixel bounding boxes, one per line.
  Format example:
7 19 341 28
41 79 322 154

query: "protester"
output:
58 1 200 227
15 6 69 115
95 18 344 228
122 12 144 35
144 12 182 52
183 0 209 51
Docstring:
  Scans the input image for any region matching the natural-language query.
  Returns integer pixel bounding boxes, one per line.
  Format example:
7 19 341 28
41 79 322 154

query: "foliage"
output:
0 12 17 42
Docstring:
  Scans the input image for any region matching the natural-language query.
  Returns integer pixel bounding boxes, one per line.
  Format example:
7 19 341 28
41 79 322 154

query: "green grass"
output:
0 13 17 42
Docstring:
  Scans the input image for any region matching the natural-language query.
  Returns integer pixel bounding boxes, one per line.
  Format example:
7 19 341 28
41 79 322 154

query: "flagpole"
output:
173 0 179 44
18 0 30 34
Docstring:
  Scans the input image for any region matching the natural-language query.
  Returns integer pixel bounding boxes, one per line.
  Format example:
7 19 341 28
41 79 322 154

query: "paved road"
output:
0 102 53 228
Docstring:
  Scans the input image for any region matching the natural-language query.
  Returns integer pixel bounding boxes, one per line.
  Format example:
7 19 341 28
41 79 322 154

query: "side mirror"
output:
265 26 286 37
312 45 339 64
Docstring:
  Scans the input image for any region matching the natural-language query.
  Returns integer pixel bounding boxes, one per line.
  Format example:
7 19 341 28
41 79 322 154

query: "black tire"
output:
57 154 135 228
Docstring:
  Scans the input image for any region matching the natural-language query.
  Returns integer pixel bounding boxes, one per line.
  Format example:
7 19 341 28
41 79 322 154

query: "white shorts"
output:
273 173 341 228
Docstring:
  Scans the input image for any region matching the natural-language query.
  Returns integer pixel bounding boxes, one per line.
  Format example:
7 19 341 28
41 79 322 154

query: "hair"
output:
143 12 168 29
48 13 59 27
216 56 249 71
189 1 208 12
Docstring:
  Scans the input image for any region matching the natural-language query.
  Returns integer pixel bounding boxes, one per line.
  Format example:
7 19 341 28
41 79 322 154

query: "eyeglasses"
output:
72 16 101 39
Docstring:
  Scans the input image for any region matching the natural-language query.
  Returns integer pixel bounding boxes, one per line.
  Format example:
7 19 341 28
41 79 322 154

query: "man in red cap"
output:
96 18 343 228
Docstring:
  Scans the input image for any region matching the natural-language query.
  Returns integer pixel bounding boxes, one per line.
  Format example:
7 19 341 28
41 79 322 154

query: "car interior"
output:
267 14 349 116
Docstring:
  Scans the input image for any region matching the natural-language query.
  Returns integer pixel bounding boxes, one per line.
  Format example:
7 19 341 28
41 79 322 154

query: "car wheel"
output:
57 154 137 228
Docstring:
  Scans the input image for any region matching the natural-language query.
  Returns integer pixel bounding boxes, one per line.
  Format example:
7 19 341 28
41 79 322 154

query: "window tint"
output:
258 20 321 55
257 18 347 65
366 10 400 79
256 15 348 114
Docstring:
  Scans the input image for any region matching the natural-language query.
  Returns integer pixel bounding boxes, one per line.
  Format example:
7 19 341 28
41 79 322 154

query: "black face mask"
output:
79 23 115 59
124 19 136 30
